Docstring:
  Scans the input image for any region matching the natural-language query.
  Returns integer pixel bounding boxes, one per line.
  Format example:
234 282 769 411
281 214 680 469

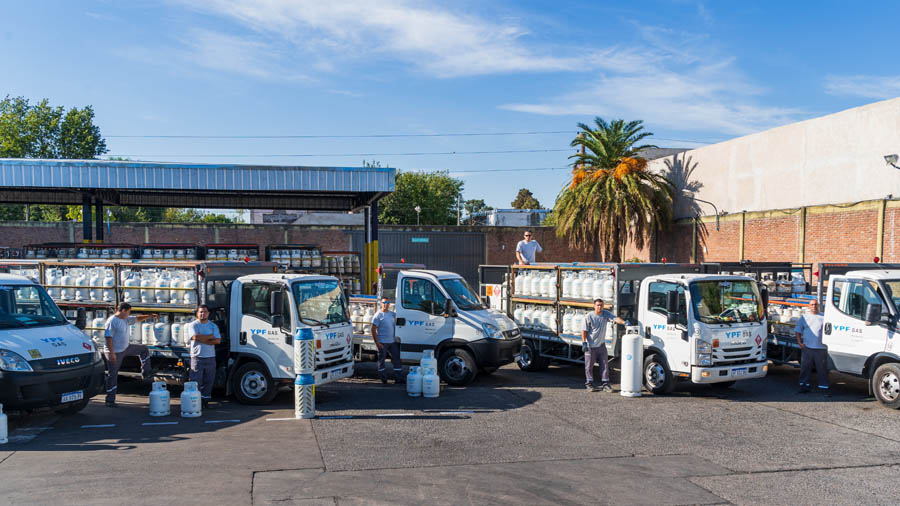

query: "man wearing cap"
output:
583 299 626 392
371 298 404 384
796 299 830 396
516 230 543 265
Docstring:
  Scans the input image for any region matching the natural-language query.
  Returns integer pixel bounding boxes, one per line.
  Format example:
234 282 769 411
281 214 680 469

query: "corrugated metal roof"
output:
0 159 394 193
0 159 394 211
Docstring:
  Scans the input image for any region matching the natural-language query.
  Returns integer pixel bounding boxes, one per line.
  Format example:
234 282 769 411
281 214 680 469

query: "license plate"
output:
61 390 84 403
732 367 747 377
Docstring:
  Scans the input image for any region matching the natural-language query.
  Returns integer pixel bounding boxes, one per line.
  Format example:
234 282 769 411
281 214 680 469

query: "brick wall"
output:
743 213 801 262
805 208 879 269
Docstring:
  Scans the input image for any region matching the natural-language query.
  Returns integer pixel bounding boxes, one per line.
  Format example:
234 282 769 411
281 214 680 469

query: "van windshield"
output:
291 280 348 326
439 278 483 310
689 280 763 324
0 283 67 328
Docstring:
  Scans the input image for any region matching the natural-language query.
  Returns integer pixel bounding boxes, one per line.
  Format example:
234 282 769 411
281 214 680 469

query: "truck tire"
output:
439 348 478 386
872 362 900 409
643 353 675 394
56 398 90 415
232 362 278 405
517 340 550 372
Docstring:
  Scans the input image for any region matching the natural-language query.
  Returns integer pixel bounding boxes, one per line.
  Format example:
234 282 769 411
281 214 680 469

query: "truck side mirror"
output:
666 312 679 326
270 290 283 316
865 303 882 325
666 291 678 314
75 307 87 330
444 299 457 317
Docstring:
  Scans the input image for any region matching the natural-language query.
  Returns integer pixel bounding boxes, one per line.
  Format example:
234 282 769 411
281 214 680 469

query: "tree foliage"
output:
510 188 542 209
462 199 493 225
553 117 674 261
0 96 107 159
378 171 464 225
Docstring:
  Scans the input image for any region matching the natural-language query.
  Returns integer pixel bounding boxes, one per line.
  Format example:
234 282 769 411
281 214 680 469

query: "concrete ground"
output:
2 361 899 506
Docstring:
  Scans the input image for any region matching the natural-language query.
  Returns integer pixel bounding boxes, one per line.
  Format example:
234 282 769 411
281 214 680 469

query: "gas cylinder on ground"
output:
149 382 170 416
422 367 440 398
0 403 7 444
420 349 438 372
181 382 201 417
406 366 423 397
620 327 644 397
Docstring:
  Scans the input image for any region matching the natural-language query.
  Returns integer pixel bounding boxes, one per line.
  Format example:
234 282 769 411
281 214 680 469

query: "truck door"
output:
235 281 294 379
395 275 453 362
823 276 890 374
641 280 691 373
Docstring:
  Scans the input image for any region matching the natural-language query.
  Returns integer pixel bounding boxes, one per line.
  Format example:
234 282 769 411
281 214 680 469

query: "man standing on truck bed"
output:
104 302 157 408
186 304 221 409
371 297 404 384
795 300 830 396
516 230 542 265
583 299 626 392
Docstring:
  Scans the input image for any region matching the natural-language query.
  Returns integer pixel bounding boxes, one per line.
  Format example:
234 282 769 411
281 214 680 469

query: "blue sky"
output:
3 0 899 211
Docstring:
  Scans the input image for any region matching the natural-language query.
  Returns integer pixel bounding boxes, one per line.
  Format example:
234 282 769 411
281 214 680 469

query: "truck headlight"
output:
696 340 712 354
699 355 712 366
0 349 34 372
481 322 502 339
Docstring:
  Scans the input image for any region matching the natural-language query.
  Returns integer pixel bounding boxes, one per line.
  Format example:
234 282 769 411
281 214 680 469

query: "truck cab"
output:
821 270 900 408
638 274 768 393
226 273 354 404
354 266 521 386
0 274 105 413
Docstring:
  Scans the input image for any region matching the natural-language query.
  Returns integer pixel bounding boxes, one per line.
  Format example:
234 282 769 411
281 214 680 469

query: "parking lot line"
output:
80 424 116 428
142 422 179 426
204 419 241 424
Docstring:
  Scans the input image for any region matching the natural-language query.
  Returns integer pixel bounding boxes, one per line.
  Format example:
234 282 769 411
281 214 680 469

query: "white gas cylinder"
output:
149 382 171 416
541 307 553 332
581 272 594 300
530 272 541 297
59 271 72 300
573 311 585 335
523 305 534 329
571 273 583 300
89 269 101 301
170 276 182 304
142 322 154 345
513 304 524 325
181 382 202 417
46 269 59 299
592 274 605 300
153 320 171 346
92 314 105 342
539 273 551 297
351 305 363 333
155 273 170 303
603 277 615 301
183 278 198 305
129 321 142 344
422 367 440 398
301 249 311 268
420 349 438 372
122 273 138 302
406 366 423 397
364 306 376 327
514 272 525 296
563 309 574 334
0 403 7 444
140 275 154 303
548 274 557 298
791 273 806 295
74 270 88 301
311 250 322 268
102 269 116 302
620 328 644 397
171 319 184 346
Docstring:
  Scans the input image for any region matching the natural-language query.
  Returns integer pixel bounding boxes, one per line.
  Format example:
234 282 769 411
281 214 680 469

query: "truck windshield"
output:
291 280 348 326
439 278 483 310
0 283 67 328
689 280 763 324
881 280 900 313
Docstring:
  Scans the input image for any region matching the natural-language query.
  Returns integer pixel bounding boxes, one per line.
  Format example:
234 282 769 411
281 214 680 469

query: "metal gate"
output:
349 230 485 287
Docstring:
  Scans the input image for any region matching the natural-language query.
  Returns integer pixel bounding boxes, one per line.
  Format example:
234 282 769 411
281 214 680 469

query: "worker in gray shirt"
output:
515 230 542 265
583 299 626 392
371 298 404 384
185 304 221 408
103 302 157 407
796 299 829 396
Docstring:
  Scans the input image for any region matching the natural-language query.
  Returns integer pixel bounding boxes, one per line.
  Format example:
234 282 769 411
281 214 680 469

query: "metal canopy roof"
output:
0 159 394 211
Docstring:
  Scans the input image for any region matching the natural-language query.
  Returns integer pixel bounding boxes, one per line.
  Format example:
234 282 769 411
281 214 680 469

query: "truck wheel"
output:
56 398 90 415
643 354 675 394
517 340 550 372
439 348 478 386
872 362 900 409
232 362 278 405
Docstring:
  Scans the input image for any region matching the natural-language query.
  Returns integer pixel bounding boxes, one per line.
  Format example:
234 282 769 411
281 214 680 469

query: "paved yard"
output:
2 362 898 505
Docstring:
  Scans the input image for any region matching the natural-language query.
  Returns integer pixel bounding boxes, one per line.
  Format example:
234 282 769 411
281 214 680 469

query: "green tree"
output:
462 199 493 225
163 208 235 223
553 117 674 261
378 171 464 225
511 188 542 209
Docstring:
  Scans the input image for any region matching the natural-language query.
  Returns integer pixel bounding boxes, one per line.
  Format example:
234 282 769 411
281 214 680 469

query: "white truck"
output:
352 264 521 385
768 266 900 408
501 263 768 394
0 274 105 414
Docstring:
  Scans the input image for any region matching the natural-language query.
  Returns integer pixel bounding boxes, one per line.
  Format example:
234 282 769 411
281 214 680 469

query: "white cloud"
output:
824 75 900 100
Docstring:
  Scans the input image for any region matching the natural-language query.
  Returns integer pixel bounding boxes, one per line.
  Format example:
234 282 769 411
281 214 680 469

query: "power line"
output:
105 130 575 139
106 148 574 158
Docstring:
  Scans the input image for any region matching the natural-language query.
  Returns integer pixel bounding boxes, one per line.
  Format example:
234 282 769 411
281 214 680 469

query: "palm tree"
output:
553 118 675 261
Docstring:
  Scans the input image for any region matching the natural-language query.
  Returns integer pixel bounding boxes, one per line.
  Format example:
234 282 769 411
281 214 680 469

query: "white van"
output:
0 274 105 413
354 268 521 385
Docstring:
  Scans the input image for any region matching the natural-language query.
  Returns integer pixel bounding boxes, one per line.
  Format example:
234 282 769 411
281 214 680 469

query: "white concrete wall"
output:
649 97 900 215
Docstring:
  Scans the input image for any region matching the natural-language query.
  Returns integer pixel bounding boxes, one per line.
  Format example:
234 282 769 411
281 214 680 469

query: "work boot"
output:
586 384 599 392
601 385 613 393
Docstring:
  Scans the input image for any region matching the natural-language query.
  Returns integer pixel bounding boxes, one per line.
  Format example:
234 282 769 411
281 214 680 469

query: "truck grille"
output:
713 346 759 366
317 347 351 369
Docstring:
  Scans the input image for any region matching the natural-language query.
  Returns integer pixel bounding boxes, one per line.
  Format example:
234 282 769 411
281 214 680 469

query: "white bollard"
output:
294 328 315 375
620 327 644 398
295 374 315 419
149 381 170 416
0 403 7 444
181 382 202 417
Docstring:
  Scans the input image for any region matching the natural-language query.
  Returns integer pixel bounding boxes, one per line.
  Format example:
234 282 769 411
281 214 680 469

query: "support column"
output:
877 199 887 260
370 201 379 295
798 207 807 264
81 194 92 243
691 218 698 264
739 211 746 261
363 206 371 294
94 197 104 243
